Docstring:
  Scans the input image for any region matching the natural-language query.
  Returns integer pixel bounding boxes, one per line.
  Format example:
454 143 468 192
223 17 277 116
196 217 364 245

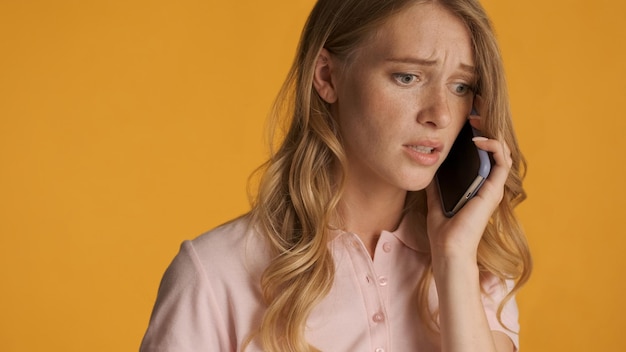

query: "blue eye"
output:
393 73 418 85
453 83 473 95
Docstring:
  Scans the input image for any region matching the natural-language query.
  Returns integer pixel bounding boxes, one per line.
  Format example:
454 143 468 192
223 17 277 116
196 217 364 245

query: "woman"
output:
140 0 531 351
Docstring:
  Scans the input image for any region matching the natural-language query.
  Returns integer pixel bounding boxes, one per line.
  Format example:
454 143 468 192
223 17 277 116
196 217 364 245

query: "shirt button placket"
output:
347 232 390 352
371 237 393 352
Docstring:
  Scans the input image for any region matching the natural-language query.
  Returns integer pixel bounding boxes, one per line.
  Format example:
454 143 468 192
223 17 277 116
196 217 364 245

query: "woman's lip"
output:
403 144 441 166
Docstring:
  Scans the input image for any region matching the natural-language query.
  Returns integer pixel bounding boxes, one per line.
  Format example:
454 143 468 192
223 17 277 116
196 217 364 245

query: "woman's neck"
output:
337 183 407 258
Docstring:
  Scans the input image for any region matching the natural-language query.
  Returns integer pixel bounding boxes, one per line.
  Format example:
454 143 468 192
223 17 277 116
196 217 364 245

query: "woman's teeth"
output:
409 145 435 154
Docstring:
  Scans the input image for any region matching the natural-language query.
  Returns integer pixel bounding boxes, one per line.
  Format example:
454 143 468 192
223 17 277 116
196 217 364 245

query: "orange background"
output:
1 0 624 351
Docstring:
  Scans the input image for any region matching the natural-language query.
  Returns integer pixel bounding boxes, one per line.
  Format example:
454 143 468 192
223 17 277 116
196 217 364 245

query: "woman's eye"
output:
393 73 418 85
453 83 473 95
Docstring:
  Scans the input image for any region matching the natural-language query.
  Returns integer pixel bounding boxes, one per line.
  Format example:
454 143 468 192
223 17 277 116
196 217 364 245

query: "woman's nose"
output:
415 87 452 128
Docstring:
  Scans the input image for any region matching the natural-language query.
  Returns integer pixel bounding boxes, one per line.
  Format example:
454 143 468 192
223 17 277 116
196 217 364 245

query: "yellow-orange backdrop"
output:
1 0 624 351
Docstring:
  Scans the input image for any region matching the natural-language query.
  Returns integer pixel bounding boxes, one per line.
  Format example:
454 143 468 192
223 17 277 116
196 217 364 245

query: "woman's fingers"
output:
471 137 512 204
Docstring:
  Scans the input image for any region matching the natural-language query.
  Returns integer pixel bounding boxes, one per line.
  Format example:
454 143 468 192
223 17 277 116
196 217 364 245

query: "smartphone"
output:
435 120 491 217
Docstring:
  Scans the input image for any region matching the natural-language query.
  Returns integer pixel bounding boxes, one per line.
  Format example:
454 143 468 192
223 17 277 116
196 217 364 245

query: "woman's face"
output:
331 2 476 193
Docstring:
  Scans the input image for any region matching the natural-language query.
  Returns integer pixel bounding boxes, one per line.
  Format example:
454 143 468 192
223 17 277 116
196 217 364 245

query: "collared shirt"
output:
140 214 520 351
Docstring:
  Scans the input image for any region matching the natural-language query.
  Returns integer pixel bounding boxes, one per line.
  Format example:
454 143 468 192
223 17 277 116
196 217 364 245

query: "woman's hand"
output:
424 97 516 352
425 97 513 261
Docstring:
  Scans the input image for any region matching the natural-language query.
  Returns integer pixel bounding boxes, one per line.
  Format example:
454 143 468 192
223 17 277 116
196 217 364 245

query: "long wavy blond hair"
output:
248 0 532 350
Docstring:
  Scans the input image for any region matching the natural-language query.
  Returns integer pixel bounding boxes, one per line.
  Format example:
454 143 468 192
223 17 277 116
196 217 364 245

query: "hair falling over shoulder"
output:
246 0 532 350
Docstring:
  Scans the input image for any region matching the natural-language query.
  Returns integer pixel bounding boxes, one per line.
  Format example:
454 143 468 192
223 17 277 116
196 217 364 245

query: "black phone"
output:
435 120 491 217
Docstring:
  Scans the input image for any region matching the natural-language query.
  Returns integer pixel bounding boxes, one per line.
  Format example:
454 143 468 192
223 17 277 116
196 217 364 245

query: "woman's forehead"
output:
355 3 474 66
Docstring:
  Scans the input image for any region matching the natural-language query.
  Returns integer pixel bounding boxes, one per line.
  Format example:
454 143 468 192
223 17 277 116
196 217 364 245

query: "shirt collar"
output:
329 206 430 254
385 206 429 254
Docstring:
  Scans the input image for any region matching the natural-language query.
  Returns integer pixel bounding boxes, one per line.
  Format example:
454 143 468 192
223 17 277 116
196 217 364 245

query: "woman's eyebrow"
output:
385 57 437 66
384 57 476 74
459 63 477 74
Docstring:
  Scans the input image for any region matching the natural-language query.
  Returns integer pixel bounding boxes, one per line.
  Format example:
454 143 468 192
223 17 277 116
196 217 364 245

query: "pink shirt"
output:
140 214 520 351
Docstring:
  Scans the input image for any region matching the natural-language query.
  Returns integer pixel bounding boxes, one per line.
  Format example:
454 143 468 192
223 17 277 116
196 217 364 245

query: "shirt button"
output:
382 242 392 253
378 276 388 286
375 348 385 352
372 312 385 323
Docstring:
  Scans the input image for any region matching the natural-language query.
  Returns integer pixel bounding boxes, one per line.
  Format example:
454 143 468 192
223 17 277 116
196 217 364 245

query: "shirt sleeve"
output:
140 241 233 352
481 276 520 351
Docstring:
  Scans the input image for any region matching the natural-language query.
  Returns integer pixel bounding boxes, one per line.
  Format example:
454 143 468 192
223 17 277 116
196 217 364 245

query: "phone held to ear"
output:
435 118 491 217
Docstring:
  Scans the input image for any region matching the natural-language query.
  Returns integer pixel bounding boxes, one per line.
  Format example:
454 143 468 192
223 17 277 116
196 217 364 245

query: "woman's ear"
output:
313 48 338 104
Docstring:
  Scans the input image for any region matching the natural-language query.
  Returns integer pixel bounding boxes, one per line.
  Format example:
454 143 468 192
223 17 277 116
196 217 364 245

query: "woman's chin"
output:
402 178 433 192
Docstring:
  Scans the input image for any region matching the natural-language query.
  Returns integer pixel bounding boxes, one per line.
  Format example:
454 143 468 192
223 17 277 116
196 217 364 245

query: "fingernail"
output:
472 136 488 142
468 115 481 120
